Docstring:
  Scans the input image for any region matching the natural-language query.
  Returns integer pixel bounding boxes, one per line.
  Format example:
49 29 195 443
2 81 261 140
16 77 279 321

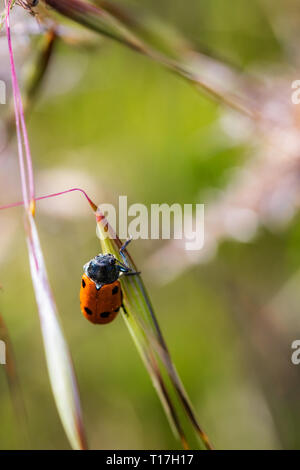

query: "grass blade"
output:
25 212 88 449
43 0 257 118
94 211 213 450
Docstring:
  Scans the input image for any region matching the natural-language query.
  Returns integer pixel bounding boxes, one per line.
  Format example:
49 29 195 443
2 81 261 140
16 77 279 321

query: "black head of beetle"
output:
83 245 140 291
83 253 129 288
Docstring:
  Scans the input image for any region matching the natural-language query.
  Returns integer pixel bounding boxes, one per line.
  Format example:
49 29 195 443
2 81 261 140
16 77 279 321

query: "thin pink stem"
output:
5 0 29 208
5 0 35 208
0 187 98 212
18 77 35 203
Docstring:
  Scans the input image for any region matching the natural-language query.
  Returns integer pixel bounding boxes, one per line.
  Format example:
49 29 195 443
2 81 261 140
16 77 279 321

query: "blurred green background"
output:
1 0 300 449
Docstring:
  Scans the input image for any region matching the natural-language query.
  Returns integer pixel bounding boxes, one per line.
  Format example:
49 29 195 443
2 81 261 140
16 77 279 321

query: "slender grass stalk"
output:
24 28 57 107
3 27 57 152
25 212 88 449
5 0 34 211
0 0 15 31
4 2 87 449
0 188 97 212
43 0 257 119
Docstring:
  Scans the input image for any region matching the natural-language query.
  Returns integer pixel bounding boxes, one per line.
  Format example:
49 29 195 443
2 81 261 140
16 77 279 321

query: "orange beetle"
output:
80 241 139 324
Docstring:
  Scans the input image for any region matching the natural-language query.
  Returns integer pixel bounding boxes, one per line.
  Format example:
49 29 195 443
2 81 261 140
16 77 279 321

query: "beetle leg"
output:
116 261 140 277
117 239 141 277
124 271 141 276
121 303 128 316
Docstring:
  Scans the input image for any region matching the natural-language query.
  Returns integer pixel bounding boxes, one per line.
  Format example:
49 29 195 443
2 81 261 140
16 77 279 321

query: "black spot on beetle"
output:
82 278 86 288
112 285 119 295
100 311 111 318
84 307 93 315
114 307 120 313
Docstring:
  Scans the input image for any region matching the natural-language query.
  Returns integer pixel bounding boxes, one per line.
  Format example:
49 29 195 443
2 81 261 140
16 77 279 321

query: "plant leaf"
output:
94 211 213 450
25 212 87 449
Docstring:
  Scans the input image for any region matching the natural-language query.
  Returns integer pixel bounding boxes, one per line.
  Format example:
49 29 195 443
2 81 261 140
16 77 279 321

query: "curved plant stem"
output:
4 3 87 449
43 0 258 119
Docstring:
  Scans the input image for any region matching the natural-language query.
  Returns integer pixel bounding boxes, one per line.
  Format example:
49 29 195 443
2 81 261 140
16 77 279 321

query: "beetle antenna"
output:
119 237 133 265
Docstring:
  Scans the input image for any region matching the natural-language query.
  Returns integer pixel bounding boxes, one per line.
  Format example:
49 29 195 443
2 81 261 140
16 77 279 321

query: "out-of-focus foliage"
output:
1 0 300 449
